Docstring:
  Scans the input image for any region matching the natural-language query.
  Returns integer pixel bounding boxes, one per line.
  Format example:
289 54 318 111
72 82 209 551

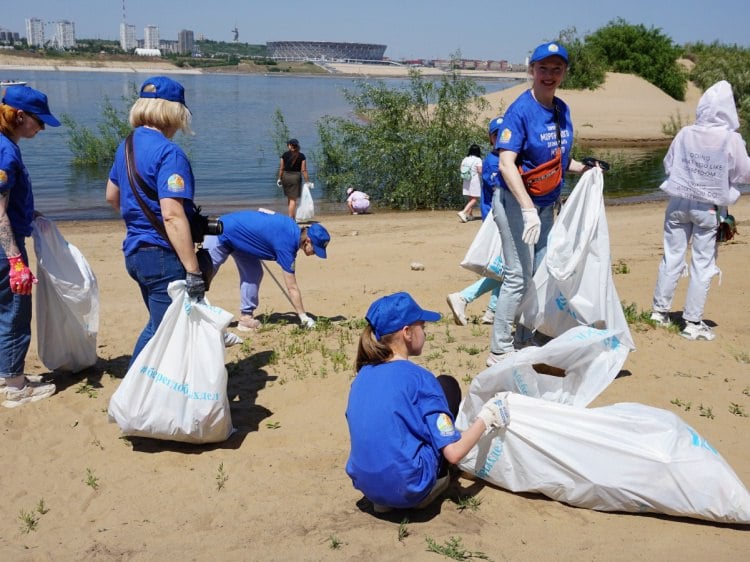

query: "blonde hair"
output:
129 95 192 135
355 324 396 371
0 104 20 137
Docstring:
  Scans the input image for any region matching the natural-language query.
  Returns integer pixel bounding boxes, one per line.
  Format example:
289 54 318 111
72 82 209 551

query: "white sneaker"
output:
480 309 495 325
446 293 468 326
486 351 514 367
223 331 244 347
237 314 261 332
457 211 468 223
650 311 670 327
2 382 56 408
680 321 715 341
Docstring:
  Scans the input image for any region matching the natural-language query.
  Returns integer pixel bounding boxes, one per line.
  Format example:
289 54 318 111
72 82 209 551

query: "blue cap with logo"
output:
307 223 330 258
1 85 61 127
139 76 187 105
529 42 569 64
488 116 503 135
365 292 441 341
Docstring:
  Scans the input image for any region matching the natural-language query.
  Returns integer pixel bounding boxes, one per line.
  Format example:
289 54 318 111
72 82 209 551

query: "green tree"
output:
684 42 750 140
585 18 687 100
315 67 491 209
557 27 607 91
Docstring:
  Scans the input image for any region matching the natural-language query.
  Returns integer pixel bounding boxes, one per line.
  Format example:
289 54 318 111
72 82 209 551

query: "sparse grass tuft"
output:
36 499 49 515
699 404 715 419
398 518 410 542
215 462 229 491
612 259 630 274
18 509 39 534
84 468 100 490
425 536 491 560
76 383 98 398
455 494 483 512
728 403 748 417
328 534 343 550
670 398 691 411
265 421 281 429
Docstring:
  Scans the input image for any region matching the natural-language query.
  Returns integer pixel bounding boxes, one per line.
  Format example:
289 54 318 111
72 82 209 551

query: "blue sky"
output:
7 0 749 63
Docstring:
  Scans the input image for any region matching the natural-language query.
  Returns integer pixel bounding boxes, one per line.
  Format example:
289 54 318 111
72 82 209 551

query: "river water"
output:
6 69 685 221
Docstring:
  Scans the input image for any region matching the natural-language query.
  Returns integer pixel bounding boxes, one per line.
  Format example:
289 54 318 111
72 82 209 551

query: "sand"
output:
1 195 748 560
2 54 749 560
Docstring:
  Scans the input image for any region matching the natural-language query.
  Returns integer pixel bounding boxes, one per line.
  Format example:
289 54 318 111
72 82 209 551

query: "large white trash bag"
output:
518 168 635 350
295 181 315 222
31 216 99 372
108 281 234 444
456 393 750 524
460 210 504 281
470 326 628 408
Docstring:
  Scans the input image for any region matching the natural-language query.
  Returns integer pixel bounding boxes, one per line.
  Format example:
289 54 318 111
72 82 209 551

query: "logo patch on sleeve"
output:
167 174 185 193
0 170 8 187
436 413 456 436
500 128 512 143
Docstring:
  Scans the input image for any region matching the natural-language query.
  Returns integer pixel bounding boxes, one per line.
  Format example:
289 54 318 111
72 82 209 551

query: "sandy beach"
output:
0 195 747 559
2 53 749 560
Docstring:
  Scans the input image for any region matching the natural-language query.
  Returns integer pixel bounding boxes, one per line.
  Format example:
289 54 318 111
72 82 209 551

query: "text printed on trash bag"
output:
140 366 219 401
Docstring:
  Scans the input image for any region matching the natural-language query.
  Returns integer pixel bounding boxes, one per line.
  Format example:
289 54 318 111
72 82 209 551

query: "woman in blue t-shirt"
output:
106 76 203 362
488 42 592 365
0 85 61 406
345 292 510 513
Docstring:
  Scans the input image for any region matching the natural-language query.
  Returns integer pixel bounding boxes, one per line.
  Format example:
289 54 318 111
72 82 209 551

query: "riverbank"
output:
2 53 700 146
2 198 748 559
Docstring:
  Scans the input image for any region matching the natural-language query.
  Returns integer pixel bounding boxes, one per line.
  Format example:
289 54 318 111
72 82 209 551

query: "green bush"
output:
685 42 750 140
558 27 607 91
584 18 687 100
315 68 491 210
62 85 137 166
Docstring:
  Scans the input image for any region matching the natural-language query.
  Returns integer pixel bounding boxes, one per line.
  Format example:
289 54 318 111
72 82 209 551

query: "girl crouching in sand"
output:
345 292 509 513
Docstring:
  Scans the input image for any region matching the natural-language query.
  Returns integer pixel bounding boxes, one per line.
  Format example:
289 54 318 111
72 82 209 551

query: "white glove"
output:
476 392 511 433
299 313 316 329
521 208 541 245
276 179 283 188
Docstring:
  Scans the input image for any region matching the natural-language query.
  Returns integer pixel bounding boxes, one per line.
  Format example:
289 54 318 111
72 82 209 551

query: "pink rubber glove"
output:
8 255 37 295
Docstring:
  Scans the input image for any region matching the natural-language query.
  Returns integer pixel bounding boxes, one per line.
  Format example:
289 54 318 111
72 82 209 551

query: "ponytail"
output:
355 324 395 372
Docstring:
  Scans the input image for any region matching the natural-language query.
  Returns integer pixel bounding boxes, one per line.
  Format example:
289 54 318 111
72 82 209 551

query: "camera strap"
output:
124 132 172 245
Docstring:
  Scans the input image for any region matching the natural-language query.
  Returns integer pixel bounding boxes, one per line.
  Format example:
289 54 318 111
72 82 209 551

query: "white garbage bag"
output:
108 281 234 444
296 181 315 222
456 393 750 524
469 325 628 408
31 216 99 372
460 210 504 281
518 167 635 350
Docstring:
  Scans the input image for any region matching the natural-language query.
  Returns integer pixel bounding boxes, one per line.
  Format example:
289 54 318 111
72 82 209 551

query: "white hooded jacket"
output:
660 80 750 206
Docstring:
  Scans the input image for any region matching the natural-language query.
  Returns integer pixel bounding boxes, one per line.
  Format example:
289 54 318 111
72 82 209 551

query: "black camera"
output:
190 208 223 243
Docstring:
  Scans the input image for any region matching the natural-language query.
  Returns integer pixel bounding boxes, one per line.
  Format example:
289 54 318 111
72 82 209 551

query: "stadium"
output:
266 41 387 63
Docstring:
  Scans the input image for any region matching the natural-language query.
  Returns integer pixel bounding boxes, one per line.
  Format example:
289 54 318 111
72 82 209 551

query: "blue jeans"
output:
459 277 500 312
0 239 32 377
125 246 185 363
490 189 555 354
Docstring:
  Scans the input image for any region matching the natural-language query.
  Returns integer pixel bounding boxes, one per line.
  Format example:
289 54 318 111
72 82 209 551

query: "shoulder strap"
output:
124 132 172 247
553 103 562 149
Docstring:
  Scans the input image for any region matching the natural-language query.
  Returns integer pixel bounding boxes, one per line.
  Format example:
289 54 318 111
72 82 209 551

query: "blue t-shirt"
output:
213 210 301 273
108 127 196 256
0 134 34 237
345 360 460 508
495 89 574 208
480 149 501 220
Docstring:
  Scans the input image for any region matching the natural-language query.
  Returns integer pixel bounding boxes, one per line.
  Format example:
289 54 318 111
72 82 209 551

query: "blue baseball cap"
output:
139 76 187 105
488 116 503 135
366 292 441 340
529 42 569 64
1 85 61 127
307 223 330 258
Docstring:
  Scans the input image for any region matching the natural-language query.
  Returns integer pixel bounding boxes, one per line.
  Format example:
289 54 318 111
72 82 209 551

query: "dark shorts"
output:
281 171 302 199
